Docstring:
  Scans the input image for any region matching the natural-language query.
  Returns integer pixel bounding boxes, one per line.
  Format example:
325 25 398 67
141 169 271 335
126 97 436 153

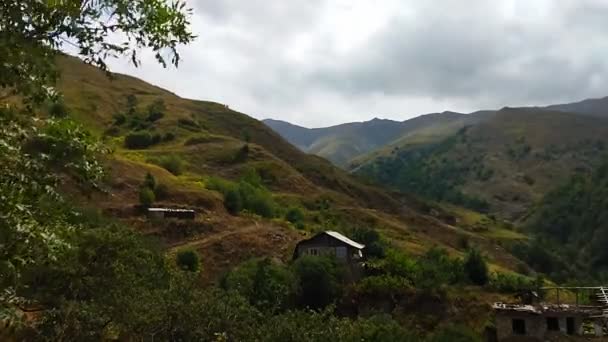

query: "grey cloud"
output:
107 0 608 127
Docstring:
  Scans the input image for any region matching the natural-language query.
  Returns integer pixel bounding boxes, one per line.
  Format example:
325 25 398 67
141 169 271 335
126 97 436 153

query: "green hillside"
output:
264 112 486 167
51 56 530 279
355 107 608 220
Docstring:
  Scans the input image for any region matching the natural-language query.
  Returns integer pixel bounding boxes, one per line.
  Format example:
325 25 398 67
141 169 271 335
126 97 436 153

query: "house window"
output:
308 248 319 256
512 319 526 335
546 317 559 331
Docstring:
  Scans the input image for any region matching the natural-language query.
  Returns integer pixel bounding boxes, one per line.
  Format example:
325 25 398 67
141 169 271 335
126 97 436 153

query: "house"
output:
293 231 365 264
147 207 196 220
492 287 608 341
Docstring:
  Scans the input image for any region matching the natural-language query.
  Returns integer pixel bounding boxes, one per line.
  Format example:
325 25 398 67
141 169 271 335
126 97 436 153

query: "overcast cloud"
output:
106 0 608 127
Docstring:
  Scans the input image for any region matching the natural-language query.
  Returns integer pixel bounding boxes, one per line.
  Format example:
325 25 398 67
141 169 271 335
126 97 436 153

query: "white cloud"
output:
105 0 608 127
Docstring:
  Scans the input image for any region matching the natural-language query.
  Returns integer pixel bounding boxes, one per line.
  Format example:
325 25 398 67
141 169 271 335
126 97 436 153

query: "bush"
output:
139 187 155 207
178 118 200 130
144 172 156 190
221 258 295 312
238 181 275 218
48 100 69 118
184 135 211 146
234 144 250 162
351 227 386 259
292 256 342 310
149 155 184 175
224 189 243 215
113 113 126 125
154 183 169 200
356 275 412 297
146 99 166 122
176 249 200 272
464 248 489 286
125 131 154 149
429 325 481 342
163 132 176 142
285 207 304 224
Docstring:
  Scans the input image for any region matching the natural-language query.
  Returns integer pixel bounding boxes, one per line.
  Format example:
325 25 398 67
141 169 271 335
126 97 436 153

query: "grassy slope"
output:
56 55 528 279
356 107 608 221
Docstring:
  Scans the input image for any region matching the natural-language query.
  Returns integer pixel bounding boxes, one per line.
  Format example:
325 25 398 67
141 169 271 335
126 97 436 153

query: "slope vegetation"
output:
54 55 527 278
356 107 608 220
264 112 492 167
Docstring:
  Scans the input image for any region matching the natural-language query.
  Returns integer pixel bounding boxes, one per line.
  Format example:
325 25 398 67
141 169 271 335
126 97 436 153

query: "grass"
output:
54 54 537 285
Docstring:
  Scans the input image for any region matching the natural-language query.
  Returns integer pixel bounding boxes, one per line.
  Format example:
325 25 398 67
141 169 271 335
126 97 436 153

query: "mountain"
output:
545 96 608 118
355 107 608 220
264 111 489 167
54 55 527 278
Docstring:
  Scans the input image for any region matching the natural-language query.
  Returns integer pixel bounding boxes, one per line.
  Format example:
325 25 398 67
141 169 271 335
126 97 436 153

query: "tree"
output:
176 249 200 272
1 0 194 331
464 248 489 286
139 187 155 207
0 0 195 105
144 172 156 190
292 256 342 310
224 189 243 215
146 99 166 122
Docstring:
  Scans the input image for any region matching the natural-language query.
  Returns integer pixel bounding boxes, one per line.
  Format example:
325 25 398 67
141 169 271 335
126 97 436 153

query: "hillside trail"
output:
168 221 262 251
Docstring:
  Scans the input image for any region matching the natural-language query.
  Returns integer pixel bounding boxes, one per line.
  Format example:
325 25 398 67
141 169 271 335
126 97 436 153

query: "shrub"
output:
48 100 69 118
184 135 211 146
139 187 155 207
415 247 465 289
144 172 156 190
103 126 121 137
356 275 412 297
224 189 243 215
150 155 184 175
464 248 489 286
113 113 126 125
430 325 481 342
178 118 200 130
151 133 162 145
490 272 541 293
146 99 166 122
163 132 176 142
206 176 236 194
238 181 275 218
154 183 169 200
292 256 342 310
125 131 154 149
221 258 295 312
234 144 249 162
176 249 200 272
285 207 304 225
351 227 386 259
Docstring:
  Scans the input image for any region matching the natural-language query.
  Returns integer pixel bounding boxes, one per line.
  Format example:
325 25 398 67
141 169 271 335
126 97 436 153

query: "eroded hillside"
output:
56 56 528 279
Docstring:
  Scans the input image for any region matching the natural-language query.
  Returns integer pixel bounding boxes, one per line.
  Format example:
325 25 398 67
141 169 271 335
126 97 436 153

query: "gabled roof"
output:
324 231 365 249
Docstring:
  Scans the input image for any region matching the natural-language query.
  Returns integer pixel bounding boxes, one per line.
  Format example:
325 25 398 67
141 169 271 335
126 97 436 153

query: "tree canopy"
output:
0 0 195 104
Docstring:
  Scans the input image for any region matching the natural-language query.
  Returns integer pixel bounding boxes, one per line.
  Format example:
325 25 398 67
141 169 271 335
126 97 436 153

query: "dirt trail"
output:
168 222 261 251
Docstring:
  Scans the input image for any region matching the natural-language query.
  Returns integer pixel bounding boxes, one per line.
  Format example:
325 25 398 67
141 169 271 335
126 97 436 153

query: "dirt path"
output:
168 222 261 251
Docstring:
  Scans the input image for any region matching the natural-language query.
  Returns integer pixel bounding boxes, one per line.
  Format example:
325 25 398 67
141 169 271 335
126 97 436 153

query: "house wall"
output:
495 312 584 341
296 234 356 261
295 234 364 281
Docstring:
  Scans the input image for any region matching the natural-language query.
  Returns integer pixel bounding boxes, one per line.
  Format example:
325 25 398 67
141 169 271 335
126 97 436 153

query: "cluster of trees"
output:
522 159 608 282
356 132 490 212
139 172 169 207
208 170 277 218
117 96 177 149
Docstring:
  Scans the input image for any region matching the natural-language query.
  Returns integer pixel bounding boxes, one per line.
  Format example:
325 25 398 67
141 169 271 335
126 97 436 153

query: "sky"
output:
106 0 608 128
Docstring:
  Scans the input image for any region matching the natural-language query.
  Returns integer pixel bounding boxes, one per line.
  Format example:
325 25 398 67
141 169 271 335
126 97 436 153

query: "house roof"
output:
324 231 365 249
147 208 195 213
